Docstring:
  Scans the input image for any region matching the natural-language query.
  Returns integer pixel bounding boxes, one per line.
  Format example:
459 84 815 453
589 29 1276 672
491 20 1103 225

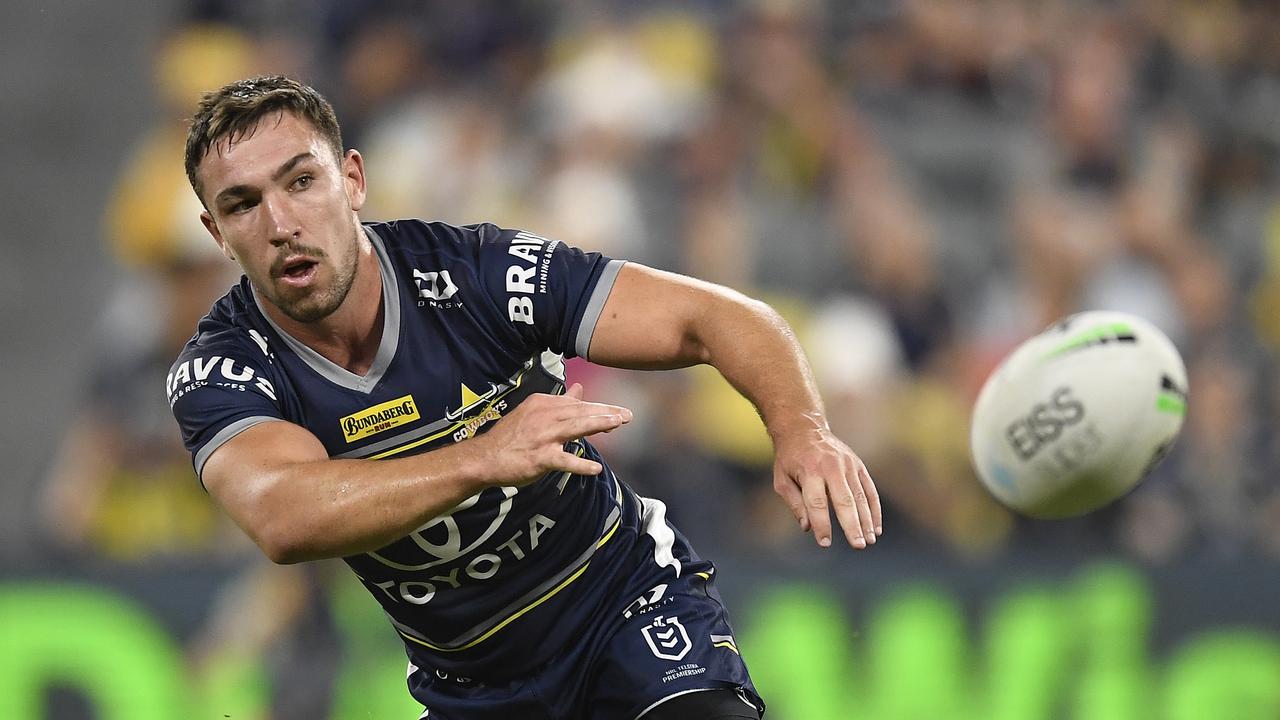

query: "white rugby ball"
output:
970 311 1188 518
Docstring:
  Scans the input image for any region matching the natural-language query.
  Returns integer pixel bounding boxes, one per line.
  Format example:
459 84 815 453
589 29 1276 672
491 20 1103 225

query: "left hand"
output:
772 429 882 550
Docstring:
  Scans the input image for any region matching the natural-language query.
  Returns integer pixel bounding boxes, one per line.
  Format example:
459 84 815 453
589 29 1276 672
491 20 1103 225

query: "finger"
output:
799 474 834 547
560 401 633 423
566 382 585 400
858 461 882 536
773 469 809 532
555 451 603 476
842 455 875 545
561 412 629 439
827 465 868 550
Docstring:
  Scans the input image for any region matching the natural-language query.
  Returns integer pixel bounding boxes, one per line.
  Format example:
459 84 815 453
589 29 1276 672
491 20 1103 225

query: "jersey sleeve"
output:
470 224 625 359
166 334 284 483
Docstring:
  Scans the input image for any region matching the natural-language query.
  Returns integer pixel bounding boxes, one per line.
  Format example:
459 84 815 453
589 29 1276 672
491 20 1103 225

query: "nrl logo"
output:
641 615 692 661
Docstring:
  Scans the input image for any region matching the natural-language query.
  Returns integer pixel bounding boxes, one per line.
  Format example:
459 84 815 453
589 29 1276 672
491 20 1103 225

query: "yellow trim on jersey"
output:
695 571 712 580
398 515 622 653
596 518 620 547
399 563 590 652
713 641 740 655
370 370 529 459
380 390 616 654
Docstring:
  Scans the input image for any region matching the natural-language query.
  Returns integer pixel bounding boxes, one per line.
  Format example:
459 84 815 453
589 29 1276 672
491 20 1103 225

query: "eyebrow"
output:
213 152 317 206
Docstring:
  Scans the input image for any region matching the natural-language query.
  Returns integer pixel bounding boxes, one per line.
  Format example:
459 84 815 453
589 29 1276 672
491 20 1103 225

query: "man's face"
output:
196 111 367 323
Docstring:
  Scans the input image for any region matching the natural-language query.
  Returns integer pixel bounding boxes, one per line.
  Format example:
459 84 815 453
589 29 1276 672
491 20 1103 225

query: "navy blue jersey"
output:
166 220 663 677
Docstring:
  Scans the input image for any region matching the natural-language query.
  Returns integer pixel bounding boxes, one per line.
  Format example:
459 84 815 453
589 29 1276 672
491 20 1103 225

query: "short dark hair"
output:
184 75 344 203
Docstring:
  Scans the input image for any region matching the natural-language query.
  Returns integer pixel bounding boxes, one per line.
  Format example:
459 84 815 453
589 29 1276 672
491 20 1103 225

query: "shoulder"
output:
364 219 507 254
176 282 271 362
167 282 278 404
365 219 521 292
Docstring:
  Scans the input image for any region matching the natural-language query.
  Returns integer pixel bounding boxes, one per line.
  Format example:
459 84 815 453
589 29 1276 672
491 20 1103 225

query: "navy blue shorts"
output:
407 559 763 719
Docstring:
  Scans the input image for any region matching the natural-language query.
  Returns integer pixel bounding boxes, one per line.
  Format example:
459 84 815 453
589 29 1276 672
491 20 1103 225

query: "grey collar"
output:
252 225 401 394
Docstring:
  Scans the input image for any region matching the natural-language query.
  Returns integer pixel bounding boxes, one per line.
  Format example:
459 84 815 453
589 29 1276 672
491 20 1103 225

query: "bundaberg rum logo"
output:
342 395 420 442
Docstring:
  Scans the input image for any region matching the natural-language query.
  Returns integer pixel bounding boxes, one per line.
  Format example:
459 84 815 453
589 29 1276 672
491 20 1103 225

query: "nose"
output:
261 194 300 246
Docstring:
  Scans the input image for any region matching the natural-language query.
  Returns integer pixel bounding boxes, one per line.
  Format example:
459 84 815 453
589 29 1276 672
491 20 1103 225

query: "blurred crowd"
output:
41 1 1280 705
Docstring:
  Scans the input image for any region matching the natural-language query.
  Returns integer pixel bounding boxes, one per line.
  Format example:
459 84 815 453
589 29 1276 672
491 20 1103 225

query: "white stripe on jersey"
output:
639 496 682 577
540 350 566 381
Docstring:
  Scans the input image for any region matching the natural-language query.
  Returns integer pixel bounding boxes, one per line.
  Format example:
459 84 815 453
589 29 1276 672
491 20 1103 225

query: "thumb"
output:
566 382 585 400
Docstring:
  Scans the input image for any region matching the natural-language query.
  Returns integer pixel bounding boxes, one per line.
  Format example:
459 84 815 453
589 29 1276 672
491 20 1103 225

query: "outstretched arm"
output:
587 263 881 549
201 384 630 564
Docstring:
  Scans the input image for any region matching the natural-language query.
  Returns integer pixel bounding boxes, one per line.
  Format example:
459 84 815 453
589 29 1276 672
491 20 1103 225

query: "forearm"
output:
692 292 830 445
589 264 881 549
216 430 491 564
696 293 883 548
207 390 623 565
588 266 828 442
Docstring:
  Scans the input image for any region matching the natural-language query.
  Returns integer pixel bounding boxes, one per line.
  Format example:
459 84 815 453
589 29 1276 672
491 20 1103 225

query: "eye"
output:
291 174 313 190
228 199 257 215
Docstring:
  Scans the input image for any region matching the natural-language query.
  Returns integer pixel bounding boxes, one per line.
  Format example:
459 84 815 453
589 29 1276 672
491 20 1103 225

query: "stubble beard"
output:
269 221 362 324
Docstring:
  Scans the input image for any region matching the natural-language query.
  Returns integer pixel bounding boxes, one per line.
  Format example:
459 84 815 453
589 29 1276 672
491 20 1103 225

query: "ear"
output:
342 149 367 212
201 210 237 263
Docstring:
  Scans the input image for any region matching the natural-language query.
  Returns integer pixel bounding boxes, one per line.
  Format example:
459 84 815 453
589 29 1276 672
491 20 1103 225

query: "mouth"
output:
276 256 320 287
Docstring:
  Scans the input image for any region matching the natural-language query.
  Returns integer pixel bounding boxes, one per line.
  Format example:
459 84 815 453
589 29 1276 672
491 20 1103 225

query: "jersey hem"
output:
632 688 717 720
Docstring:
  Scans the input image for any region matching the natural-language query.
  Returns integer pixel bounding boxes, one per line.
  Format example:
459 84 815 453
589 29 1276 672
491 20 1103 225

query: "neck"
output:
263 230 386 376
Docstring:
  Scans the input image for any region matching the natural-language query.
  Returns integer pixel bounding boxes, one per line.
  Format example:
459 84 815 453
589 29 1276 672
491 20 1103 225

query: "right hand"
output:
476 383 631 486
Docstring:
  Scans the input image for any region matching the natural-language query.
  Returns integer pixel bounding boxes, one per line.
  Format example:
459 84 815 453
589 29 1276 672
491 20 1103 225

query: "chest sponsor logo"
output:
364 486 562 607
342 394 420 442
